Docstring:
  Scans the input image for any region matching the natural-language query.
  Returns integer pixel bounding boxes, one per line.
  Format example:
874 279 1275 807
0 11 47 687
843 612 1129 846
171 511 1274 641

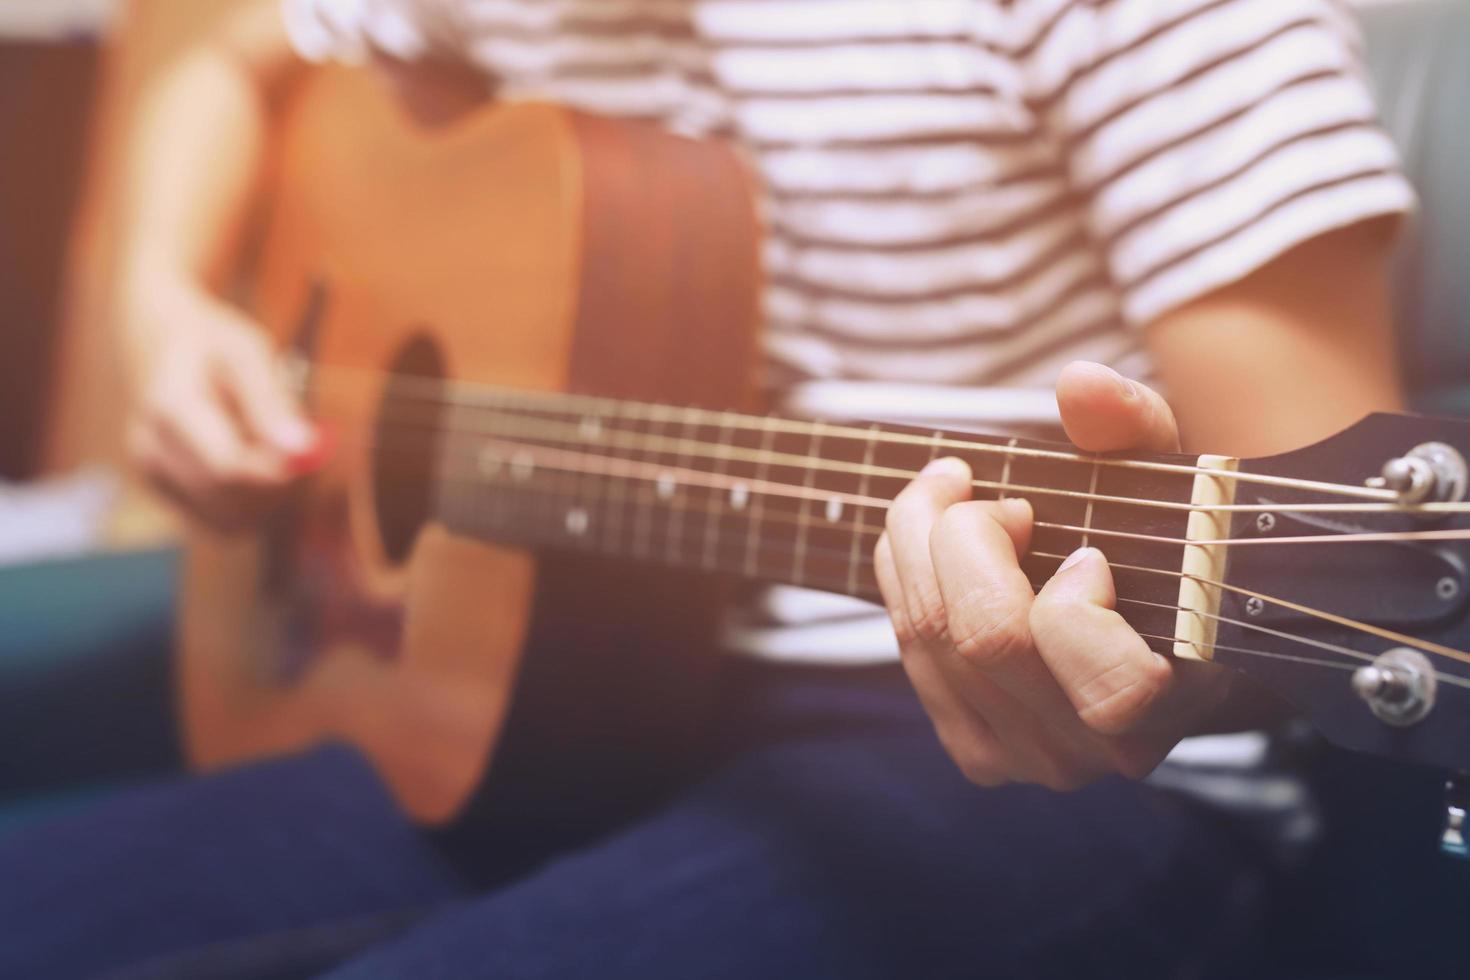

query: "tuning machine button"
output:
1351 647 1436 726
1366 442 1468 507
1442 775 1470 859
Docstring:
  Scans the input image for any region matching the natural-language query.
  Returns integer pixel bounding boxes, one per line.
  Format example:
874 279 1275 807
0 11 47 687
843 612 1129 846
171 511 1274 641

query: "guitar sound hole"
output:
372 332 447 566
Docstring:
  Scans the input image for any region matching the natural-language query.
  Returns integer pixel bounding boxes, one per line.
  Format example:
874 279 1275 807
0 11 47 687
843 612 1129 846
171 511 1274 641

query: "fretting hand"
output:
874 361 1234 790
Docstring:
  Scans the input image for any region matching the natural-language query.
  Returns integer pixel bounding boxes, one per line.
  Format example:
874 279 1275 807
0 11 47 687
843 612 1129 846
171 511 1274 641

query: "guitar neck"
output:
423 386 1210 655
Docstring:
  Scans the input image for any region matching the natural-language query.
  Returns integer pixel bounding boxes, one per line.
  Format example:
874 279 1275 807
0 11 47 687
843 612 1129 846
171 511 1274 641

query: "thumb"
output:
1056 361 1180 453
213 317 317 458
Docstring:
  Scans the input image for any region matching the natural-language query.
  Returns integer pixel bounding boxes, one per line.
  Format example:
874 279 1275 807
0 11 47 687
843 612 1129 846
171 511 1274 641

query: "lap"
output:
0 663 1265 979
330 668 1263 979
0 744 465 979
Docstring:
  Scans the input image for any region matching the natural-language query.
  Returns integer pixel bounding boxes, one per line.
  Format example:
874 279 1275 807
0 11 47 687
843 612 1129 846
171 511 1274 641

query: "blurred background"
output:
4 0 1468 563
0 0 1467 853
2 0 248 556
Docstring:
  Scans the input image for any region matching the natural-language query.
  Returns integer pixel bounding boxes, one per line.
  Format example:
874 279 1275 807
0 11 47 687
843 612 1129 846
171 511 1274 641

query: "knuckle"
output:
909 588 950 646
949 594 1031 669
889 611 920 649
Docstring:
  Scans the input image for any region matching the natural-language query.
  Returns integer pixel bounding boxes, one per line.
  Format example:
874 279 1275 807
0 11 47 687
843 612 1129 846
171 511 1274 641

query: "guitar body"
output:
178 68 761 824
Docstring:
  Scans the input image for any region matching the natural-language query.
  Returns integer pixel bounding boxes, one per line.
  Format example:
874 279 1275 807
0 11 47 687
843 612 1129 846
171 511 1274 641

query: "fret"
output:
846 424 882 597
661 406 699 567
555 402 592 550
579 405 626 558
1081 459 1101 550
698 415 734 571
998 436 1018 500
742 414 780 578
790 421 826 586
754 418 829 584
629 403 662 562
428 395 1210 639
789 419 873 592
1027 444 1196 652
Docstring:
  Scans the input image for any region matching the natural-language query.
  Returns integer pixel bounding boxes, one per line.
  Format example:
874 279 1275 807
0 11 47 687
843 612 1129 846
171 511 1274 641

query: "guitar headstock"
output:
1217 412 1470 772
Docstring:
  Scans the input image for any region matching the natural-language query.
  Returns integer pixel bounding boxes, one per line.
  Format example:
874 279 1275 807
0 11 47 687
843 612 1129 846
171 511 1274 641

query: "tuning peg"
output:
1365 442 1468 506
1442 775 1470 859
1365 455 1434 502
1351 648 1436 726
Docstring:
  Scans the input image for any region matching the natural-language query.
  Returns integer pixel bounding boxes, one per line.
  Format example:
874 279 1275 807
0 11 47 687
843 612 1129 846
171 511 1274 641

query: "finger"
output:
884 523 1123 792
152 375 285 487
927 498 1046 696
883 457 974 645
215 327 317 457
1055 361 1180 453
130 420 250 531
1029 547 1175 738
876 533 1007 787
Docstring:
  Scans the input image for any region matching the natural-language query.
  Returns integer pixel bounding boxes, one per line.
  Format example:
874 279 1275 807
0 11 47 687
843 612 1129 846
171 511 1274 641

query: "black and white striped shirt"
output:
285 0 1411 391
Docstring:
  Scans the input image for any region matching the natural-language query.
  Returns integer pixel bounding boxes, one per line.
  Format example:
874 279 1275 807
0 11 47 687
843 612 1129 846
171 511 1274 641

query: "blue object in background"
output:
0 547 182 831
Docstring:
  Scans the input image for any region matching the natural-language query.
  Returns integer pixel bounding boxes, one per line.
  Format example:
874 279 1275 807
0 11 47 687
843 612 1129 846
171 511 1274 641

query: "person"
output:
0 0 1423 976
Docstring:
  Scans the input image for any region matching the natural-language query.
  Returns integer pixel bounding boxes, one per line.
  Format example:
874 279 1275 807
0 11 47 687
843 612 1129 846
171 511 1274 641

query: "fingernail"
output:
1058 546 1101 572
275 419 316 453
920 456 969 479
286 425 334 476
1090 363 1136 400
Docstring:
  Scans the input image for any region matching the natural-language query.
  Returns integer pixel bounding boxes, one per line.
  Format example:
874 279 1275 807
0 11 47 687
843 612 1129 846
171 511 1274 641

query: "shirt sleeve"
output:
281 0 442 65
1018 0 1415 326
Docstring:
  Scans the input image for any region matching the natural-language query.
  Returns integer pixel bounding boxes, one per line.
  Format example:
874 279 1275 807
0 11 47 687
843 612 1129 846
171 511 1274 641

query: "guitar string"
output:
415 457 1470 692
1032 522 1470 549
1133 634 1361 676
296 363 1406 503
1024 547 1470 668
332 406 1467 518
394 441 1470 672
356 423 1470 550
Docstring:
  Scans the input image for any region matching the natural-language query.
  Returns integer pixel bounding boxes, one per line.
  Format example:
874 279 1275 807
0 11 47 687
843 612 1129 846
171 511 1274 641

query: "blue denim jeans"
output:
0 661 1265 979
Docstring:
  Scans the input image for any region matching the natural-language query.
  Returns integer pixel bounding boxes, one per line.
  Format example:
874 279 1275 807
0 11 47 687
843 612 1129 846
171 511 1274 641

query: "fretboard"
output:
426 387 1200 655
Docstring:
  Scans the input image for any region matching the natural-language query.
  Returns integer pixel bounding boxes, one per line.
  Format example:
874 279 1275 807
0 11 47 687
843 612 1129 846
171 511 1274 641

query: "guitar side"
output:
177 68 761 824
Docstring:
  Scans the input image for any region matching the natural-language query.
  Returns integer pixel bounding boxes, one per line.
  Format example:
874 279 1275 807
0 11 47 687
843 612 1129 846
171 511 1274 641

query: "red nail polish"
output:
287 424 334 476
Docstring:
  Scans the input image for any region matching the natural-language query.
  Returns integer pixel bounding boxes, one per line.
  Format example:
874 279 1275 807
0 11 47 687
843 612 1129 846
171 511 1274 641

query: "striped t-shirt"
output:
282 0 1413 667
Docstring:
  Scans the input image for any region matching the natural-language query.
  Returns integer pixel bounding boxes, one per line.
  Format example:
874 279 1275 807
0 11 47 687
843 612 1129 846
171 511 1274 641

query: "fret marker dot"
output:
478 447 503 477
580 416 602 441
565 507 589 537
511 452 535 481
825 497 843 523
657 473 677 500
730 483 750 510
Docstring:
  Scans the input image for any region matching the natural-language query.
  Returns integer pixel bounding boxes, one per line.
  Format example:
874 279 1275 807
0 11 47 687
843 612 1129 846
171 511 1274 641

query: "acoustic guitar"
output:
181 68 1470 844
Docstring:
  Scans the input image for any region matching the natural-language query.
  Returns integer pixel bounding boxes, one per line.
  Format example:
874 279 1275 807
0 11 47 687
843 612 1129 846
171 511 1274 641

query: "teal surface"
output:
0 546 179 666
0 546 183 827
